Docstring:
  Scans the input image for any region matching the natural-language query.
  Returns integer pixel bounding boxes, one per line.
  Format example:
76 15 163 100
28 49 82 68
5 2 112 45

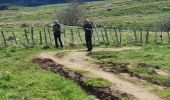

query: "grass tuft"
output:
85 77 112 87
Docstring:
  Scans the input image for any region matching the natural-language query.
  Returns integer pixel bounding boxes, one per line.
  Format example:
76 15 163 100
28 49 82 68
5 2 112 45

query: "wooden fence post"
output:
12 31 18 45
101 29 105 43
92 31 96 44
155 29 158 44
44 28 48 45
39 31 42 45
114 28 119 46
94 25 100 41
146 28 149 44
24 29 29 45
63 29 66 39
134 30 137 43
71 29 74 43
78 29 82 43
47 27 52 45
127 27 130 44
109 28 114 43
140 28 143 43
1 31 7 45
63 29 67 45
31 27 34 47
160 30 163 43
119 28 122 44
167 30 170 43
104 28 109 43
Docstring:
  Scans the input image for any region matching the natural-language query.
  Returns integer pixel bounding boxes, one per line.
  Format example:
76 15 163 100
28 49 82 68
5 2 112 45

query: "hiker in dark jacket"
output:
53 20 63 49
83 19 93 52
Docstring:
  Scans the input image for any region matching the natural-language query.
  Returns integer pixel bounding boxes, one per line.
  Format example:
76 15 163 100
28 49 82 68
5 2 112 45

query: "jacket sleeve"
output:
89 24 93 30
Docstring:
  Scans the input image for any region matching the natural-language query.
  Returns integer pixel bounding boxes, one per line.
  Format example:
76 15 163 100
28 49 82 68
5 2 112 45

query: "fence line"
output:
0 26 170 48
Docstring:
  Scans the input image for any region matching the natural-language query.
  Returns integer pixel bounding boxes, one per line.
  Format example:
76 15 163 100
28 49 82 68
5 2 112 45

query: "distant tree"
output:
57 0 86 26
0 4 10 10
158 17 170 31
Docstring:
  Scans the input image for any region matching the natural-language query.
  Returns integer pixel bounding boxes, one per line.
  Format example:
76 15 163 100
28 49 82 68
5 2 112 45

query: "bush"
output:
0 4 10 10
158 17 170 31
57 0 86 26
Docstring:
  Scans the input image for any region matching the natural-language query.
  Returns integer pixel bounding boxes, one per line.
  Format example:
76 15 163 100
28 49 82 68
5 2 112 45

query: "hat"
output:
54 20 59 23
84 19 90 22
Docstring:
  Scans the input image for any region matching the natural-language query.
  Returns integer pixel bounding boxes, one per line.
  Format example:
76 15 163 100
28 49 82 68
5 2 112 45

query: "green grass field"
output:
89 45 170 71
88 45 170 99
0 46 94 100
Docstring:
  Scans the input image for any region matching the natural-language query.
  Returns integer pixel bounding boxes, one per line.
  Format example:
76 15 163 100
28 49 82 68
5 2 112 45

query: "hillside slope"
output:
0 0 170 28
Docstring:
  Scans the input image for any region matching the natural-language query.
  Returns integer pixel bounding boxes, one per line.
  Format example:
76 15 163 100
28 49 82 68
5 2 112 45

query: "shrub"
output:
158 17 170 31
0 4 10 10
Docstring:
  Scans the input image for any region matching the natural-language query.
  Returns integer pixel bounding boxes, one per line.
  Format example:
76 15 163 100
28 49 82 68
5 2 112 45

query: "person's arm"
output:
89 24 93 30
90 24 93 34
58 24 61 31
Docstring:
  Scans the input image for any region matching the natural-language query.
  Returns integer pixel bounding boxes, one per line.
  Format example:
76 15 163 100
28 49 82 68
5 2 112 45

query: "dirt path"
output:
38 47 162 100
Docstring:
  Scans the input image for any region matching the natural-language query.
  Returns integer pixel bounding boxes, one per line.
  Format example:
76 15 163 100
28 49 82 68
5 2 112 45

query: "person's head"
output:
84 19 90 24
54 20 59 24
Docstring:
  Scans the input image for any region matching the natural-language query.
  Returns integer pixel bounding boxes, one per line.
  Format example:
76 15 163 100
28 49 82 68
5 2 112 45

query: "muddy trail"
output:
36 47 162 100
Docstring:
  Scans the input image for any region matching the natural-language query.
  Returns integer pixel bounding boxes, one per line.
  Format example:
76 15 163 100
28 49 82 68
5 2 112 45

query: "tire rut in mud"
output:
33 58 136 100
96 62 170 87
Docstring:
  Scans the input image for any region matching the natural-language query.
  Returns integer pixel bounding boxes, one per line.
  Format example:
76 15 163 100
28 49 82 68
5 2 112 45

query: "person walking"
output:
83 19 93 52
53 20 63 49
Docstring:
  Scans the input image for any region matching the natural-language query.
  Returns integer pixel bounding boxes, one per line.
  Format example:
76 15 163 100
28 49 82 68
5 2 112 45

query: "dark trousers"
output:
85 34 92 51
54 34 63 48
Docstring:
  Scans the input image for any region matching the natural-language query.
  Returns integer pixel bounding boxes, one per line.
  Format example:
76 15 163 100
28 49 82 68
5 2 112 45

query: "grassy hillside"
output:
88 0 170 28
0 0 170 28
